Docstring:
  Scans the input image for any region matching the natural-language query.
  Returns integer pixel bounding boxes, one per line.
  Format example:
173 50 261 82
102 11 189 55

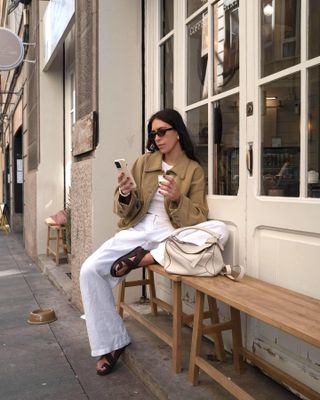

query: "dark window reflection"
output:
187 0 208 17
187 12 208 104
160 37 174 109
261 74 300 197
307 66 320 198
213 94 239 195
187 105 208 189
213 1 239 95
308 0 320 59
161 0 174 38
261 0 301 77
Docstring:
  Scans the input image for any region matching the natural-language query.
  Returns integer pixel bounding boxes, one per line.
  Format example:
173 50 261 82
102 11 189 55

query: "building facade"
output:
1 0 319 396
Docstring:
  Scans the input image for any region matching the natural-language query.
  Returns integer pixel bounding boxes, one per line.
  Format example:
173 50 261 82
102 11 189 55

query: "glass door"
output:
245 0 320 390
184 1 247 282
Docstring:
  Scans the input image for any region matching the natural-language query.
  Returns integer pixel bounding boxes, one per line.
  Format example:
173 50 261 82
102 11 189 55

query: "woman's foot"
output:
110 247 153 278
96 345 128 376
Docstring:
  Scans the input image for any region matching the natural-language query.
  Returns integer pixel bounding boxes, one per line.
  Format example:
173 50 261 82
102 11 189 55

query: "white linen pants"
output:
80 214 229 357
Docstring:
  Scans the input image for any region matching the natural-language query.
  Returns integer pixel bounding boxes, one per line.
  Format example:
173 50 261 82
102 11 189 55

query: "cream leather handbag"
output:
163 227 244 280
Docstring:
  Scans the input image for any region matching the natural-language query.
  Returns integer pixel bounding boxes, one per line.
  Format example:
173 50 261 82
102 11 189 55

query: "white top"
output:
147 161 172 221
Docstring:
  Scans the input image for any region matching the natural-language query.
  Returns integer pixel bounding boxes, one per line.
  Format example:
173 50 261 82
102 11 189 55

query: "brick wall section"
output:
71 0 98 310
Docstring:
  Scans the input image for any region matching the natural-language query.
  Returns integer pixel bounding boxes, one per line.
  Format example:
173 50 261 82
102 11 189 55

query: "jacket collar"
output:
145 151 191 179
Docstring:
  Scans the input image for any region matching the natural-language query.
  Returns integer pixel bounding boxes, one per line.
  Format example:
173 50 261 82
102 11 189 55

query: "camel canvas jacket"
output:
113 151 208 229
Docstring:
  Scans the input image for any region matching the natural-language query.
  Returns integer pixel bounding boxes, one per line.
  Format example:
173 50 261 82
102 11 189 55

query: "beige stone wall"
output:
70 159 93 311
24 0 39 258
71 0 98 310
23 170 37 258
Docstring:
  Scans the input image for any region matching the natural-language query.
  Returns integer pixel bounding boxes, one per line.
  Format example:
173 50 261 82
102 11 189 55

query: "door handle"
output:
246 144 253 176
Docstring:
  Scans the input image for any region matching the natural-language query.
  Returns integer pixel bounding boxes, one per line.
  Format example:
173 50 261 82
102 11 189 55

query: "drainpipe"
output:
141 0 147 301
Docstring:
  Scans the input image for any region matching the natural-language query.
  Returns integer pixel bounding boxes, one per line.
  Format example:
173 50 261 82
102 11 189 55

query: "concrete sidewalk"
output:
0 232 155 400
0 232 300 400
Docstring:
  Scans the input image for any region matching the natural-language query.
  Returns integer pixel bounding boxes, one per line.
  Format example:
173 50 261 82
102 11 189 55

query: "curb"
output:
37 254 72 301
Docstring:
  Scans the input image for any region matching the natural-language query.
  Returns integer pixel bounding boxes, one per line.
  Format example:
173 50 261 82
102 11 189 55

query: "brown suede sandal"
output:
110 246 148 278
96 345 128 376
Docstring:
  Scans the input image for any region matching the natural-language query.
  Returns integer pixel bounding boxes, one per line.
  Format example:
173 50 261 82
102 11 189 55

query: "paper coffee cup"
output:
158 175 168 184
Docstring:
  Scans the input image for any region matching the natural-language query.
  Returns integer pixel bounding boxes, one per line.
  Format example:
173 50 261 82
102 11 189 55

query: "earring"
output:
177 135 180 140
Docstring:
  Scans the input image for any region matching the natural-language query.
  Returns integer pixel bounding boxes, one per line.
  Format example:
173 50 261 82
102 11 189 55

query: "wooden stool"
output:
0 204 10 234
117 264 225 373
46 223 67 265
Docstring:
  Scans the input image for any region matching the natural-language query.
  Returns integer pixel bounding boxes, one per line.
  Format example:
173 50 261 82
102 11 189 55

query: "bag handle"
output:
221 264 245 281
169 226 224 250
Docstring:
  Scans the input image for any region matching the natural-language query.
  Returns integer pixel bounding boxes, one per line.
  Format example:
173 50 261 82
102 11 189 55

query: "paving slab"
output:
0 233 156 400
0 231 302 400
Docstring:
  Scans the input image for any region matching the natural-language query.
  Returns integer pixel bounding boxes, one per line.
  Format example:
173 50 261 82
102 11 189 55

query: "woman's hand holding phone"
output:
114 159 136 197
118 172 134 196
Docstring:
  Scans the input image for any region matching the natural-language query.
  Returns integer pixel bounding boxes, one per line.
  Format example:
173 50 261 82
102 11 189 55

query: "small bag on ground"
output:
163 227 244 281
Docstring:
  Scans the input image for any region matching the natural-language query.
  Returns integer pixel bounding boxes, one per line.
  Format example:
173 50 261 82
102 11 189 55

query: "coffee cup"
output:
158 175 168 185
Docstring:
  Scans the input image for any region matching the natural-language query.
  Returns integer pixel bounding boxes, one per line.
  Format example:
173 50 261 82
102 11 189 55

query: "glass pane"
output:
261 0 301 78
261 73 300 197
187 12 208 105
187 0 207 17
160 37 174 108
186 105 208 188
213 1 239 95
307 66 320 198
161 0 174 38
308 0 320 59
213 94 239 195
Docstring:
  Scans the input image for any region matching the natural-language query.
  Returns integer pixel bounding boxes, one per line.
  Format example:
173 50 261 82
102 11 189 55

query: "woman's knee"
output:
199 220 229 246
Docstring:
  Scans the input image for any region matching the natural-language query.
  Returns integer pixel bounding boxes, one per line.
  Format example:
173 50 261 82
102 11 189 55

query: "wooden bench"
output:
117 263 226 373
183 275 320 400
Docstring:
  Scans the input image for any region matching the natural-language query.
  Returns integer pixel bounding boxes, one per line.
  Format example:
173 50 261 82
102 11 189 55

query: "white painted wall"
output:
95 0 142 247
95 0 143 302
37 2 64 255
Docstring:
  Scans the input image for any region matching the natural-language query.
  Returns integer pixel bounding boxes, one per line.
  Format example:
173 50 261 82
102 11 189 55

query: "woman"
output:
80 109 229 376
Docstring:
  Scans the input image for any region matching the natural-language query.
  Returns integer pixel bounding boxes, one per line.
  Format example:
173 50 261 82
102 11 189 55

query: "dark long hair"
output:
146 108 199 162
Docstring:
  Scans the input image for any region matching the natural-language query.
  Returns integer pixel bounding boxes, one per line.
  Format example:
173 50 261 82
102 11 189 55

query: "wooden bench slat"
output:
182 275 320 348
148 263 182 281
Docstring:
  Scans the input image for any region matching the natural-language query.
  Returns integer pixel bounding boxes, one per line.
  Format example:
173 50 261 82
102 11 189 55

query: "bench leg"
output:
189 290 204 385
172 280 182 373
230 306 245 373
147 269 158 316
207 296 225 361
117 280 126 318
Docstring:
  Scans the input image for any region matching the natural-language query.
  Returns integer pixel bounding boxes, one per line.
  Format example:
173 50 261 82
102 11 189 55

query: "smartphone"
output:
114 159 137 189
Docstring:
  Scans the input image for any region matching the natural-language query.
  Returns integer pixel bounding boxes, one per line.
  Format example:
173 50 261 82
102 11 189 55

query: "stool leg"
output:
147 269 158 316
62 227 68 255
46 226 50 256
117 280 126 318
207 296 225 361
189 290 204 385
230 306 245 373
172 281 182 373
55 228 60 265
